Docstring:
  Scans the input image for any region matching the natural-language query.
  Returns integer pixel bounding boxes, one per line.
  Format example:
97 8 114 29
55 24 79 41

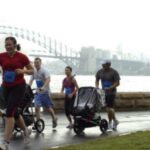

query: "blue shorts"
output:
35 93 53 108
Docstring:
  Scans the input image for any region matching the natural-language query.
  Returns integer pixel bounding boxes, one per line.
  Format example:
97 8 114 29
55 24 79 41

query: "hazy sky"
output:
0 0 150 55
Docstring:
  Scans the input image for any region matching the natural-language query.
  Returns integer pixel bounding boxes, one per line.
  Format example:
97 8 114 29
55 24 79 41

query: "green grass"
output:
47 131 150 150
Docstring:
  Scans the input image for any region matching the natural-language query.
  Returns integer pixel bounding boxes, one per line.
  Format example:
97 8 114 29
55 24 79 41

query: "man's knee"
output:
107 107 115 112
46 107 54 112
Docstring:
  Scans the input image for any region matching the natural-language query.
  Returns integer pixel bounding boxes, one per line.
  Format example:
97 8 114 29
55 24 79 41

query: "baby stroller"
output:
73 87 108 135
0 85 45 133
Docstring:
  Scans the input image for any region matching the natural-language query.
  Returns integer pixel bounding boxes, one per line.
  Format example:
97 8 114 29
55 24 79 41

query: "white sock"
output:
24 127 29 136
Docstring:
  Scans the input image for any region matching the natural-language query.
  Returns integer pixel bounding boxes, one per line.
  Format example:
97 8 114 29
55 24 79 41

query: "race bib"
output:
4 71 16 83
36 80 44 88
102 80 112 88
65 88 72 95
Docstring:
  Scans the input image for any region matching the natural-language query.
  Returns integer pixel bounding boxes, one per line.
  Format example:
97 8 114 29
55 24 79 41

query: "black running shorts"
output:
64 96 75 116
105 94 116 108
3 83 26 119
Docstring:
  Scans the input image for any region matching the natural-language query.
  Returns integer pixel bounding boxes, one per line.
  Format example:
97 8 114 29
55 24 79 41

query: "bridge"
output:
0 25 149 75
0 25 80 69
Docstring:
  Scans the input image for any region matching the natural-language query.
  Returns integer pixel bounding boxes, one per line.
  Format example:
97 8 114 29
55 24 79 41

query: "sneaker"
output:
32 125 36 130
0 142 9 150
66 124 73 129
108 122 113 129
52 118 58 128
23 128 31 146
113 120 119 130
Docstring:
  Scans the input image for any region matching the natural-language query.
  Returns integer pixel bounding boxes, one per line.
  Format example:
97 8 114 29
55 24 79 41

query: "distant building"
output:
79 47 97 74
95 48 111 60
79 47 112 74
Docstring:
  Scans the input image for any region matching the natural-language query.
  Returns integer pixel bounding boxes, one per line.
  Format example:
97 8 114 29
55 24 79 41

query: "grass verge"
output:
47 131 150 150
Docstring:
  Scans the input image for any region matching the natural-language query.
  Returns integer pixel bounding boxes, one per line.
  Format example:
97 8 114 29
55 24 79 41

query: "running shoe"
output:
52 118 58 128
23 128 31 146
113 120 119 130
108 121 113 129
0 142 9 150
66 124 73 129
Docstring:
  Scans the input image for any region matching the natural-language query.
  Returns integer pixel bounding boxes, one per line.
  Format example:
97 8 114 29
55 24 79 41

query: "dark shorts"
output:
105 94 116 108
3 83 26 119
64 96 75 116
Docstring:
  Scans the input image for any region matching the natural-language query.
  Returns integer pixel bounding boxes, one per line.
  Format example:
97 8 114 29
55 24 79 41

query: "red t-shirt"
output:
0 51 30 87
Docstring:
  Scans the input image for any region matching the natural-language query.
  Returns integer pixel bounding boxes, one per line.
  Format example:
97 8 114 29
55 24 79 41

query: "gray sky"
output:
0 0 150 55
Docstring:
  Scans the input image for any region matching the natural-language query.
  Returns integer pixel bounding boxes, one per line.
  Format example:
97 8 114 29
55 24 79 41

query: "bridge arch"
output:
0 25 80 69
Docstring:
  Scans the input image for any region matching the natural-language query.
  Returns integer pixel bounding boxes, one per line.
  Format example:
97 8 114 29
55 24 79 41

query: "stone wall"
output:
115 92 150 110
51 92 150 112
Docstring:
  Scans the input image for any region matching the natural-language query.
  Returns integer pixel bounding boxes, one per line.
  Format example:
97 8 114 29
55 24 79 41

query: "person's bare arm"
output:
61 82 64 94
106 81 120 91
16 64 34 75
112 81 120 88
95 80 100 88
72 78 79 95
95 71 100 88
43 77 50 89
29 79 34 86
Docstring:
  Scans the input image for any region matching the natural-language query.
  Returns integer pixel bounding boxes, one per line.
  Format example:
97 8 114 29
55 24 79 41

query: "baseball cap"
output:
101 60 111 65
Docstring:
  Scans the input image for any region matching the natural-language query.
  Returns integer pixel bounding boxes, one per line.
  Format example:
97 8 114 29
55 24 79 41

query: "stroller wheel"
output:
35 119 45 133
74 122 84 135
73 117 85 135
100 119 108 133
74 126 84 135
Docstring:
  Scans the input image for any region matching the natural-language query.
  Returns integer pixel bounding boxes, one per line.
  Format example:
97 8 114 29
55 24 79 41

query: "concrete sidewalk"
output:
0 111 150 150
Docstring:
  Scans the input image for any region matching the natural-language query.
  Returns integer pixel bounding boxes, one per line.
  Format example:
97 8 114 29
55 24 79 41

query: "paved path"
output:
0 111 150 150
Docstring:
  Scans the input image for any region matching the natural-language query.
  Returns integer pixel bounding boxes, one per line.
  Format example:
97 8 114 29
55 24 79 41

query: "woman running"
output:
61 66 79 129
0 37 33 150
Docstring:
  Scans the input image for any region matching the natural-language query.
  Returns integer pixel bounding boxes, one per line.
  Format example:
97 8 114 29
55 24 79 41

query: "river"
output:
24 75 150 93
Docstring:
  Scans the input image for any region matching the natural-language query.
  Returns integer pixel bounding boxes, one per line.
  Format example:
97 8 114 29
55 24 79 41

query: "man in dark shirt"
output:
95 60 120 130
